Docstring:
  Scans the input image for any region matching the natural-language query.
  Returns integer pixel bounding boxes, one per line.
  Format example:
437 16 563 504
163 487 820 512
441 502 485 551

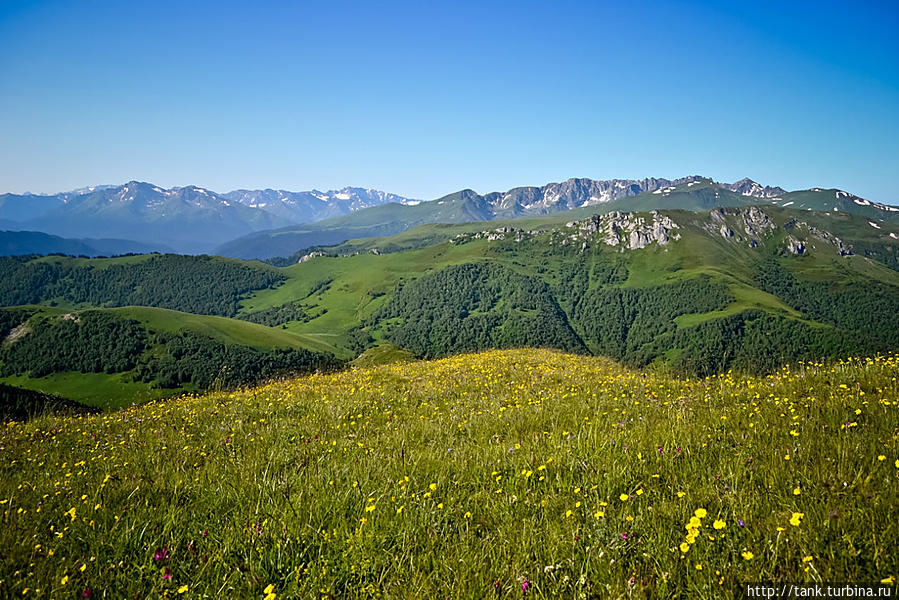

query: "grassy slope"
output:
1 371 172 409
0 306 340 406
243 207 899 354
108 306 339 354
0 349 896 598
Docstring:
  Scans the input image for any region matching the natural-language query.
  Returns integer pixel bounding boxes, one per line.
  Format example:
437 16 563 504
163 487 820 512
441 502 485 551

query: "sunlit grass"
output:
1 349 897 598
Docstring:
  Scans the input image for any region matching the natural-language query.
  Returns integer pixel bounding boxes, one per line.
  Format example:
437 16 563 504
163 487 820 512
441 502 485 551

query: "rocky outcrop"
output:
297 251 326 263
786 236 806 255
566 211 680 250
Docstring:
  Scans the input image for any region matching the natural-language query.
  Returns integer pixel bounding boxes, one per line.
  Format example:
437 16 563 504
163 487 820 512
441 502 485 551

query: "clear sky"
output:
1 0 897 202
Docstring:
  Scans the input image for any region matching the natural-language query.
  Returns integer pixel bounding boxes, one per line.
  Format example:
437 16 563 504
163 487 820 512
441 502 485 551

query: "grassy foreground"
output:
1 349 897 598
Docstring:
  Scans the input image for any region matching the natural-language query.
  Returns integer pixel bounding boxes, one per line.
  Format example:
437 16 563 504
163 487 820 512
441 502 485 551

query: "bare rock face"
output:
719 224 734 238
786 236 806 255
742 206 775 239
803 225 854 257
298 251 325 263
565 210 680 251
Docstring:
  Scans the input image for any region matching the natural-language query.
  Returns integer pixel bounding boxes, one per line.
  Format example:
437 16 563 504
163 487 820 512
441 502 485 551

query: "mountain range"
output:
1 176 896 258
216 177 899 260
0 183 420 254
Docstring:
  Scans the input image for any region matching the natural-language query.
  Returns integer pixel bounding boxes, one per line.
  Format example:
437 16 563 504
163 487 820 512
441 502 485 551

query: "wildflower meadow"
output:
1 349 897 598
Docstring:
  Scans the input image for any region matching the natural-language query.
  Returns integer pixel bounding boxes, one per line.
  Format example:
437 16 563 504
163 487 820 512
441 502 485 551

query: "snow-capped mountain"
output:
222 187 418 223
0 182 417 253
486 176 706 216
721 178 787 199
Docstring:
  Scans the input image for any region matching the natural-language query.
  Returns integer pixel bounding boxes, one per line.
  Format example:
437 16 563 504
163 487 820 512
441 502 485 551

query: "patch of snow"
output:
890 233 899 240
869 221 881 229
334 193 352 200
782 201 794 207
406 201 421 206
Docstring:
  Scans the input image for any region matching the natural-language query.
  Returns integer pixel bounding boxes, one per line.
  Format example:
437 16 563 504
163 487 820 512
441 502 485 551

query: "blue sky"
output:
1 0 897 202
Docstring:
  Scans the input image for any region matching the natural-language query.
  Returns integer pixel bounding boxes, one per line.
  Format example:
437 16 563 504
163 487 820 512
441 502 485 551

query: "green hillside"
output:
0 306 338 408
4 205 899 408
1 349 896 597
238 206 899 372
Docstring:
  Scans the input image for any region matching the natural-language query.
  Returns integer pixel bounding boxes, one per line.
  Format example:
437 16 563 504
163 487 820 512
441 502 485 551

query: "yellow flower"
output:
594 510 604 518
636 489 644 496
677 491 686 498
264 585 275 595
679 542 690 553
881 576 895 585
742 551 754 560
61 576 68 585
177 585 188 594
695 563 703 571
429 483 437 491
694 508 707 519
877 455 885 461
793 487 801 495
365 505 375 512
619 493 629 501
713 519 726 530
464 511 471 518
803 556 813 563
565 510 573 518
789 512 804 527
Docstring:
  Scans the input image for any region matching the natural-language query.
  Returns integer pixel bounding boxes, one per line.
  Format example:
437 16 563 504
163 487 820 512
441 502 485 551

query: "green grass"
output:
0 306 341 407
1 349 896 598
108 306 339 355
674 284 801 329
0 371 172 409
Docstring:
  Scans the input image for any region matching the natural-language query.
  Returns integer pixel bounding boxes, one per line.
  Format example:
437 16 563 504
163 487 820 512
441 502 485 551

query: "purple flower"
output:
521 579 529 594
153 545 170 561
738 519 745 527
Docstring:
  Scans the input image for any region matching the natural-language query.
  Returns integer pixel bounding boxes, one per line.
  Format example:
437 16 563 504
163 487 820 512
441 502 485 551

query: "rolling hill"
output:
0 305 338 407
4 203 899 409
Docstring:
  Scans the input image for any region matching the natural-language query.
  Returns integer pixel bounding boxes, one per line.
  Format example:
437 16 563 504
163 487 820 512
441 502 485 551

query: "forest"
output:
0 254 283 316
371 262 586 357
0 310 337 390
366 257 897 375
754 258 899 345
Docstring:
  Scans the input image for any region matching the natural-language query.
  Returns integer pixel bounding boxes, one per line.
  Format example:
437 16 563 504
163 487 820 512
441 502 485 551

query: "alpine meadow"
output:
2 1 899 598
